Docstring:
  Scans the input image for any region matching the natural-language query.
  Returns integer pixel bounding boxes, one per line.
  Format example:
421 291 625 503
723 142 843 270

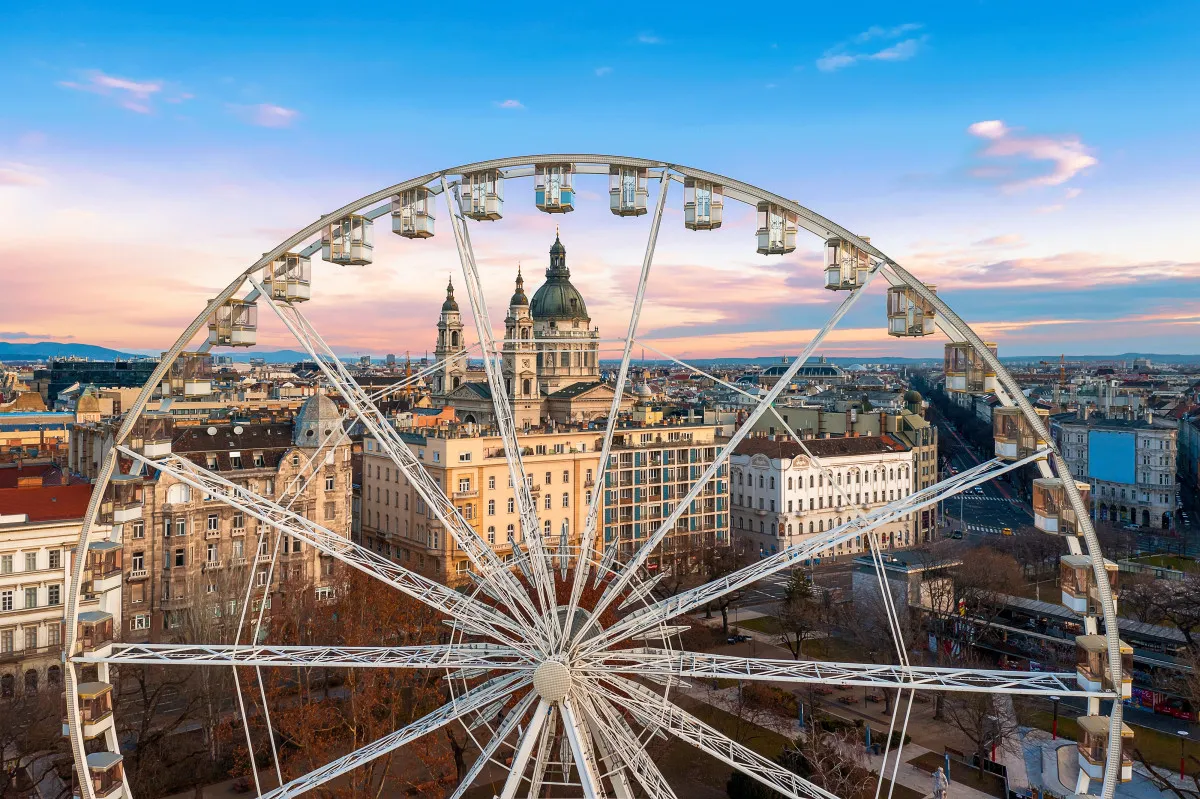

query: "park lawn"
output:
735 615 780 635
1129 554 1200 573
1027 710 1200 773
908 751 1005 799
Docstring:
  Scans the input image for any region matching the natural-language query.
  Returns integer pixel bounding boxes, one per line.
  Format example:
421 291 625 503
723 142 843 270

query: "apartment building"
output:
121 395 351 641
731 434 915 559
0 475 93 696
361 421 729 583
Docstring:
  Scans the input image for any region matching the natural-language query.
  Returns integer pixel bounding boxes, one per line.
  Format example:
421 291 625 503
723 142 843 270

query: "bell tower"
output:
434 277 466 396
503 266 540 428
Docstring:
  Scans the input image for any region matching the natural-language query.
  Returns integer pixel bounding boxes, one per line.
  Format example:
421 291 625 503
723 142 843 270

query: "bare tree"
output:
0 689 69 799
703 543 750 635
775 572 830 660
940 686 1023 776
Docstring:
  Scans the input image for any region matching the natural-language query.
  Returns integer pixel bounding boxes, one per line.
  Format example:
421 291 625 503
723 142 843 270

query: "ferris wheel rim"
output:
64 153 1124 799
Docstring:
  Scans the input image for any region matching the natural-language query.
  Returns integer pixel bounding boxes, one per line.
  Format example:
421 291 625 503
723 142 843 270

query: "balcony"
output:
205 528 221 539
203 560 225 571
231 527 246 537
128 569 148 580
452 489 478 500
230 557 248 567
256 553 272 563
1 643 61 665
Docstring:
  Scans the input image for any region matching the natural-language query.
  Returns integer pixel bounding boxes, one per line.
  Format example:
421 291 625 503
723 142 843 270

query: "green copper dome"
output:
530 233 590 324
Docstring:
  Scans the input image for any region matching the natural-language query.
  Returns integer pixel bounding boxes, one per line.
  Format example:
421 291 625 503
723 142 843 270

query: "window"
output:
233 512 244 530
25 552 37 571
545 471 552 485
163 518 171 538
562 492 569 508
544 494 552 510
0 555 11 574
487 526 496 544
544 520 552 536
488 499 496 516
315 586 333 601
585 468 593 484
131 614 150 631
488 476 496 490
230 454 243 469
174 549 185 567
47 624 60 646
132 552 144 571
562 470 570 484
506 524 515 541
256 569 268 587
207 543 218 563
292 536 301 553
254 452 266 467
507 498 515 514
459 478 471 493
25 587 37 609
0 629 11 652
459 452 472 462
176 518 187 537
131 521 144 539
48 585 61 606
208 514 219 532
232 539 244 559
325 474 335 491
325 502 336 520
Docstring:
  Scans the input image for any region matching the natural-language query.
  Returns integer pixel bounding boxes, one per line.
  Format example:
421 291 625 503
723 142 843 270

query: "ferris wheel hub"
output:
532 658 573 703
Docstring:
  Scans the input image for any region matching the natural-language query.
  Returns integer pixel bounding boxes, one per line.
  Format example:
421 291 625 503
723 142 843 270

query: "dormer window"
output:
253 452 265 468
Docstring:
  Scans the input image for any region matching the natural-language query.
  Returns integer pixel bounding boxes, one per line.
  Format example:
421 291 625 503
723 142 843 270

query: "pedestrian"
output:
932 767 948 799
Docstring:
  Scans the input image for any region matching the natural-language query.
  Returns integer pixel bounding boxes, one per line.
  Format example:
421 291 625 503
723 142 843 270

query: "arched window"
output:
487 526 496 544
522 378 532 395
787 523 792 534
769 476 775 489
451 331 460 347
506 524 515 541
1 674 13 697
759 521 764 534
47 665 61 687
758 475 764 488
544 519 552 536
818 520 824 532
808 521 814 534
787 477 793 490
24 670 38 693
167 484 191 505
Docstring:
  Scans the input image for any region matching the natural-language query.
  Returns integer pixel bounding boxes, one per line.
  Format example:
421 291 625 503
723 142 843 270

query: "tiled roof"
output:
0 462 59 489
173 424 295 471
734 435 906 460
0 483 93 523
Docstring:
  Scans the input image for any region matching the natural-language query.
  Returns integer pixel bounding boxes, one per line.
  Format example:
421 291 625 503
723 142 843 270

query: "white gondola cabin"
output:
756 203 798 255
264 254 312 303
535 164 575 213
824 237 869 289
463 169 504 220
943 342 999 394
392 187 435 239
1060 554 1119 615
886 284 937 336
1075 635 1133 698
107 474 143 524
1032 478 1091 535
993 406 1050 460
207 299 257 347
684 178 723 230
162 352 212 398
85 751 125 799
83 542 122 595
322 215 373 265
610 166 648 217
77 610 114 654
130 412 172 458
77 681 115 739
1076 716 1133 783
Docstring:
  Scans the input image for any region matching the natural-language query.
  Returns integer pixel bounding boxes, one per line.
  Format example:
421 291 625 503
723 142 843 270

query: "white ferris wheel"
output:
64 155 1128 799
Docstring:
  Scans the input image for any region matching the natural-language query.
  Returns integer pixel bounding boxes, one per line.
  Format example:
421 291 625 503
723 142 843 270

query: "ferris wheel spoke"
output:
259 672 529 799
499 700 552 799
73 642 529 670
442 178 559 631
527 703 558 798
585 266 883 630
563 170 672 649
249 283 547 637
582 693 677 799
579 649 1106 696
590 676 837 799
580 450 1047 654
118 446 537 653
447 691 537 799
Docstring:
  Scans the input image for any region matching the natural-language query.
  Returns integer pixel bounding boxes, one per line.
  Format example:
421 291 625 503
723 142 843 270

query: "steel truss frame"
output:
65 154 1123 799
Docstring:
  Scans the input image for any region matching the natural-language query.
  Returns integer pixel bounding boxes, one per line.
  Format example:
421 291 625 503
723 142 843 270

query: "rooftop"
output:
0 483 94 523
734 434 907 460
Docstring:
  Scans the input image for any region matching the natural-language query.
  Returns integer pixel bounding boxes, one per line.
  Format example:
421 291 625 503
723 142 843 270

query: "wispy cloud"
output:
972 234 1024 248
817 24 926 71
494 99 525 109
967 119 1097 193
0 163 45 187
636 32 662 44
229 103 300 128
59 70 163 113
594 66 613 77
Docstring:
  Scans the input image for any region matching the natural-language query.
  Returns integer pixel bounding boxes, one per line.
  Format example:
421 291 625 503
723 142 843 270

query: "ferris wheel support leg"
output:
527 705 558 798
587 693 678 799
442 178 558 631
563 169 671 648
585 266 883 629
446 692 537 799
560 696 605 799
499 700 551 799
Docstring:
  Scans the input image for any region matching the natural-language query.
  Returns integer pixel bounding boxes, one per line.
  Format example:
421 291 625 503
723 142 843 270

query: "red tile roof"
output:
0 462 59 489
0 483 94 523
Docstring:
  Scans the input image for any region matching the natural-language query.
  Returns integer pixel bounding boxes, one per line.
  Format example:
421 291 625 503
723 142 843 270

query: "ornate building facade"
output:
436 233 629 427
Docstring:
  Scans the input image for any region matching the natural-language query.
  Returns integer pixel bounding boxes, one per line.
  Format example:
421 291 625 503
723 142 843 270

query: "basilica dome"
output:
530 233 590 325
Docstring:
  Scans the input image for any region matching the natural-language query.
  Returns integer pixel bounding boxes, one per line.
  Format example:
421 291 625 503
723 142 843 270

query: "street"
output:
933 415 1034 538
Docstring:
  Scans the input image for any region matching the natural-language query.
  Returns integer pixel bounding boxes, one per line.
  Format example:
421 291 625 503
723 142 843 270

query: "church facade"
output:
434 233 632 428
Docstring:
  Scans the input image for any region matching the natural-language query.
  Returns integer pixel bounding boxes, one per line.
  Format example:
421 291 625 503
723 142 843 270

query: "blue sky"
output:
2 0 1199 358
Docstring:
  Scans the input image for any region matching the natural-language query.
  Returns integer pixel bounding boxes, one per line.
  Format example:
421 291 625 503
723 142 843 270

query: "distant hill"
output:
0 341 140 361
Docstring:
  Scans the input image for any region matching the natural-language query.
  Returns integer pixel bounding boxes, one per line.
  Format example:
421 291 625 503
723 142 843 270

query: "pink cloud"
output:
60 70 163 113
0 163 44 187
494 99 525 109
967 119 1097 192
239 103 299 128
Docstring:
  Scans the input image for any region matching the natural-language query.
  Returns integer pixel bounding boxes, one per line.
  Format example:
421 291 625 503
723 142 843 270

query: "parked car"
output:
951 530 964 540
727 634 751 644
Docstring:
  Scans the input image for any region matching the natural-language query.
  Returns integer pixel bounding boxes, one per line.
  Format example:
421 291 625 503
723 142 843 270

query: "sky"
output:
2 0 1199 361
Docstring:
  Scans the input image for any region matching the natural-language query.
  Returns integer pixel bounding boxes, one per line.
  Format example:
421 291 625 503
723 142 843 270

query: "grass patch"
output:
1129 554 1200 573
908 751 1006 799
879 777 926 799
1027 710 1200 772
734 616 780 635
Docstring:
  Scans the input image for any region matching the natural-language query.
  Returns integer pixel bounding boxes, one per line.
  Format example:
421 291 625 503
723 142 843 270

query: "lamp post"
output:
1179 730 1189 782
1050 696 1061 740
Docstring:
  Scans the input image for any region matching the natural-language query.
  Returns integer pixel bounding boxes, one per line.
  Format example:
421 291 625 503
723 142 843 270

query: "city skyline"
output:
2 1 1199 357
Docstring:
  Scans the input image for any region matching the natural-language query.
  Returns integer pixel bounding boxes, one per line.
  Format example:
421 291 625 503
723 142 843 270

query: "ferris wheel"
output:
63 155 1129 799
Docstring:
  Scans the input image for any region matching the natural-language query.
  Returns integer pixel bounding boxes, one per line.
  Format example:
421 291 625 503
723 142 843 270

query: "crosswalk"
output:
966 523 1008 535
959 495 1023 505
